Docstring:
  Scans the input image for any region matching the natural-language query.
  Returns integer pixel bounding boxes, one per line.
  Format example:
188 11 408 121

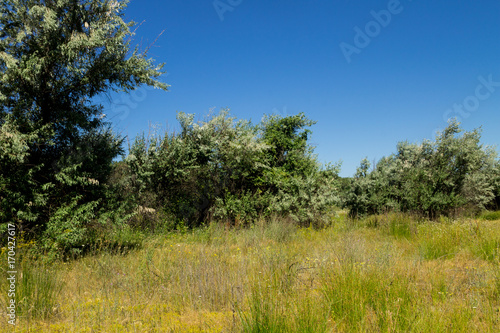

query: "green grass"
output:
417 222 467 259
0 259 63 323
18 261 63 320
479 210 500 221
321 258 417 331
2 211 500 332
365 212 417 238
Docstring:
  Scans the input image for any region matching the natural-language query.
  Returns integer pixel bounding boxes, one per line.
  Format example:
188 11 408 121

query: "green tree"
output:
342 120 499 218
255 112 340 225
0 0 168 238
342 158 373 218
261 112 316 174
124 110 340 227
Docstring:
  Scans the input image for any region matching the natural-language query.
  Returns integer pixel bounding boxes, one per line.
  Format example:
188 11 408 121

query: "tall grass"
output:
3 211 500 332
0 260 63 322
321 258 417 331
239 284 329 333
468 219 500 262
365 212 418 238
417 221 467 259
479 210 500 221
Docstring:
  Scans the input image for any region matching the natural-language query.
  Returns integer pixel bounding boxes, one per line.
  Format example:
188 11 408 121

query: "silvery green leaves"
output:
0 0 167 239
0 115 54 225
342 120 500 218
125 109 340 227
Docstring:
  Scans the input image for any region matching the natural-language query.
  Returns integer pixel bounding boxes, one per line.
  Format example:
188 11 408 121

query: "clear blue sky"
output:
102 0 500 177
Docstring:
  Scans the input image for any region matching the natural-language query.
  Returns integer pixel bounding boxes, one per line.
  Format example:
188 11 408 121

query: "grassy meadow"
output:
2 212 500 332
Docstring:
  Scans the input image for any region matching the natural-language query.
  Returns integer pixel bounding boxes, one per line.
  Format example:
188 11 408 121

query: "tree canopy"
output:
0 0 168 236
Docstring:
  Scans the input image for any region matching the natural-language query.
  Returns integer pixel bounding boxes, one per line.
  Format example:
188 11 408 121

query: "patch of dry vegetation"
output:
2 212 500 332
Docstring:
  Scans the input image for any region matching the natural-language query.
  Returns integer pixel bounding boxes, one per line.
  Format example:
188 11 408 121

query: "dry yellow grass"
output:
1 214 500 332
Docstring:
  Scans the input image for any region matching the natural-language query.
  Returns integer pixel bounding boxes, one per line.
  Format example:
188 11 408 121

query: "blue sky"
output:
103 0 500 177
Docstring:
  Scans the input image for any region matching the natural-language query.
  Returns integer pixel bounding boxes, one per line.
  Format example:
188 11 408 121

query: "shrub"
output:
342 120 500 219
479 210 500 221
125 110 340 228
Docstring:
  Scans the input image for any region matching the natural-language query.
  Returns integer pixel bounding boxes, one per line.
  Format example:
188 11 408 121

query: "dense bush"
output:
342 120 500 218
120 109 340 228
0 116 54 232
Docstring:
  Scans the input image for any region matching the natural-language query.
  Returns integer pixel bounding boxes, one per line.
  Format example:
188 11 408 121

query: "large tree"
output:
0 0 168 232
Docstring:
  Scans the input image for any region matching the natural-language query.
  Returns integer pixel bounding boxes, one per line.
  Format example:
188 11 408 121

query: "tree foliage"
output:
342 120 500 218
121 110 340 228
0 0 168 249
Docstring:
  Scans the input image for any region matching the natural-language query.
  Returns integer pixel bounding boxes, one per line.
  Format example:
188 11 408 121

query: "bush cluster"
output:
117 109 340 229
342 120 500 218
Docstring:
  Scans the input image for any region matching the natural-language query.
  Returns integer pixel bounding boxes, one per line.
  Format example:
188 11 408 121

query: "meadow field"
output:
2 211 500 332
